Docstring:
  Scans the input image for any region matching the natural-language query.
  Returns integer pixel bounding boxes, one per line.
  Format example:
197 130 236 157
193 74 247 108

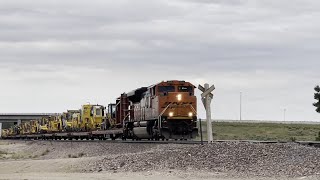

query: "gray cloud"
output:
0 0 319 121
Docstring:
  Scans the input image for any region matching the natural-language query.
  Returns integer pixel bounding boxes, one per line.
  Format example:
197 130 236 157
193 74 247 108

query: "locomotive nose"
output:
164 92 196 119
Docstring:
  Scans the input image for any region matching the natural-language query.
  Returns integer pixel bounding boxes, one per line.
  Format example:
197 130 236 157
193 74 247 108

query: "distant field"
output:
198 121 320 141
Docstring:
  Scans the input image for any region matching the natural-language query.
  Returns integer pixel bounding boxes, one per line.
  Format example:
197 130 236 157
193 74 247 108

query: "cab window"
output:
158 86 175 93
96 108 102 116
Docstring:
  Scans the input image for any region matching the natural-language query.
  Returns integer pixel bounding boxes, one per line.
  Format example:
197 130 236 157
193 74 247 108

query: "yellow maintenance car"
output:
39 117 49 133
1 129 8 138
30 120 40 134
79 104 105 131
21 121 31 135
62 110 81 131
48 115 63 133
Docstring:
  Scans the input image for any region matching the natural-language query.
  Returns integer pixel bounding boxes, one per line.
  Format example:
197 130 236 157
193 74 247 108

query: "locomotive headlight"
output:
177 94 182 101
188 112 193 117
169 112 174 117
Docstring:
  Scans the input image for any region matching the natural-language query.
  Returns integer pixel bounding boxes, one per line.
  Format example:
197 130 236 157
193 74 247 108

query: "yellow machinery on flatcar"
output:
1 129 8 138
39 117 49 133
30 120 40 134
79 104 105 131
104 103 118 130
8 127 14 136
62 110 81 131
48 115 63 133
21 121 31 135
72 111 81 131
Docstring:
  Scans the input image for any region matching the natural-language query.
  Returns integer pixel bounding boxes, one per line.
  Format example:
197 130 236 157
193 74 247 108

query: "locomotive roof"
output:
123 80 195 103
148 80 196 88
126 87 148 103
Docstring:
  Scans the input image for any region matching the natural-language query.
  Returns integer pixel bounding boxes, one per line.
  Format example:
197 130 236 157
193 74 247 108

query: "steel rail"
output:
2 139 320 147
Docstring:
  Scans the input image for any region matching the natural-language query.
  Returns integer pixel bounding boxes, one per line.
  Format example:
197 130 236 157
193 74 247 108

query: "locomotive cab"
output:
157 82 196 120
103 103 117 129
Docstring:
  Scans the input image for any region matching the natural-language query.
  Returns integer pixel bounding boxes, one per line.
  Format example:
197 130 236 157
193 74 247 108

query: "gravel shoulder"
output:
1 140 320 180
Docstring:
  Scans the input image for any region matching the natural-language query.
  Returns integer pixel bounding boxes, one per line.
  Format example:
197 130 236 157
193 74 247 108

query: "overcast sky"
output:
0 0 319 121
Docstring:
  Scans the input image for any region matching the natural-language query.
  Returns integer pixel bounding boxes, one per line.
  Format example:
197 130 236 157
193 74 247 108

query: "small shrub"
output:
41 149 50 156
78 153 86 157
289 137 297 142
12 154 24 160
68 153 86 158
0 150 8 155
68 154 78 158
316 132 320 141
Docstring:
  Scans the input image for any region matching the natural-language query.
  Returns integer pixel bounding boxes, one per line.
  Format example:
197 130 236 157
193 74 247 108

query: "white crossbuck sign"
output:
198 83 215 143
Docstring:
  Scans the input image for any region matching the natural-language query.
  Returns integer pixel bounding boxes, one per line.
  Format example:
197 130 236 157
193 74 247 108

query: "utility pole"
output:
240 92 242 121
283 108 286 122
199 83 215 143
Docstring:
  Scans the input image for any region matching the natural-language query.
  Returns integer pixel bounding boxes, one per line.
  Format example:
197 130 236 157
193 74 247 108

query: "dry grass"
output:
198 121 320 141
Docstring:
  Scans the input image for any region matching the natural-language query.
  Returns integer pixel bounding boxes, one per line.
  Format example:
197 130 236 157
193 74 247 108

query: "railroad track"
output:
2 138 320 147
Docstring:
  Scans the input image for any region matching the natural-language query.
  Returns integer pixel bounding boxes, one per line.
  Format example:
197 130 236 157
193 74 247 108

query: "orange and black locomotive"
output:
110 80 198 140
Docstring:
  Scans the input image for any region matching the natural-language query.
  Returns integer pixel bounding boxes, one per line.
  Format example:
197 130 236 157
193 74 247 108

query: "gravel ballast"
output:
89 142 320 177
2 140 320 178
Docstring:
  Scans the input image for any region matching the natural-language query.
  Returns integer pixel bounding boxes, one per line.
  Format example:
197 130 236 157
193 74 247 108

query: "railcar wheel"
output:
110 135 116 141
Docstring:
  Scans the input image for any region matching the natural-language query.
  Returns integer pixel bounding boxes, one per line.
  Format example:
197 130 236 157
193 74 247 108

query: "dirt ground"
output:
0 140 319 180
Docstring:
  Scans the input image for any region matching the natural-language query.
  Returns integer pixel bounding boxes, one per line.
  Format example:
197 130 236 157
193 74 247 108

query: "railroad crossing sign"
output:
199 83 215 143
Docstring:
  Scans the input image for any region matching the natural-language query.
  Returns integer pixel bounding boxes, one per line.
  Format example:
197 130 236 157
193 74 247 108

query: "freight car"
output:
2 80 199 141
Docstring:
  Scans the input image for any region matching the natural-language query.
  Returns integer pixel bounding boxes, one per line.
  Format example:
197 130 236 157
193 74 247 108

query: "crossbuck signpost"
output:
198 83 215 143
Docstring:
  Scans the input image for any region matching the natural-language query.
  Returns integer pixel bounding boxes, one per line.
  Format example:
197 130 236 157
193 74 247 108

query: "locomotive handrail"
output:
122 113 130 125
189 104 197 116
158 103 173 130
